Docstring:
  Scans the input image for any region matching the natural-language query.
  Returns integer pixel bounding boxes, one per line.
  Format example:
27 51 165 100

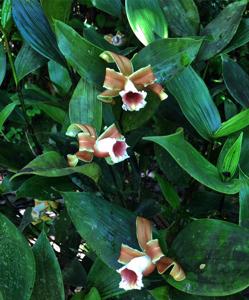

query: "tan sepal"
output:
76 151 94 163
100 51 133 76
118 244 144 264
148 83 168 100
78 133 96 152
98 123 123 141
145 239 165 263
156 257 186 281
97 89 119 103
103 68 126 91
66 124 96 138
136 216 153 251
129 65 156 87
67 154 79 167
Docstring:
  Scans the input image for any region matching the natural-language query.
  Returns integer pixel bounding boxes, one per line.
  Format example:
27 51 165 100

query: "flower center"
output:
120 269 138 285
113 141 126 157
123 91 143 105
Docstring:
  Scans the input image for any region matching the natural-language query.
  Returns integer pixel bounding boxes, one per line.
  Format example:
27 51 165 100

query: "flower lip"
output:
113 140 127 157
120 90 147 112
117 255 152 291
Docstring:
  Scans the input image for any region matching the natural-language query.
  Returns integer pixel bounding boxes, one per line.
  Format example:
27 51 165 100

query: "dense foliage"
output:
1 0 249 299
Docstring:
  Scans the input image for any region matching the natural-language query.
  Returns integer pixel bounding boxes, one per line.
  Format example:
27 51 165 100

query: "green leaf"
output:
155 174 180 210
0 213 35 300
12 0 65 65
160 0 200 36
122 93 160 132
144 129 240 194
149 287 169 300
15 43 48 82
87 258 124 299
217 133 243 180
35 102 66 124
11 151 101 183
214 109 249 138
239 169 249 229
222 55 249 108
91 0 122 17
69 79 102 134
132 38 203 83
41 0 73 24
0 42 6 86
64 192 138 269
1 0 12 30
166 66 221 140
16 176 74 200
54 20 106 86
224 18 249 53
48 60 72 94
84 288 101 300
31 232 64 300
167 219 249 296
0 102 17 132
126 0 167 45
197 0 247 61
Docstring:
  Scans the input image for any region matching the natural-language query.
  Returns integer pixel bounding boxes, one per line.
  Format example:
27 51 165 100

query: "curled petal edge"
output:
156 257 186 282
100 51 133 76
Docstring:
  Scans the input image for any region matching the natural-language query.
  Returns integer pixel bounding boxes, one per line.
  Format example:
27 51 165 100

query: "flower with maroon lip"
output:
66 123 129 166
117 217 185 291
98 51 168 112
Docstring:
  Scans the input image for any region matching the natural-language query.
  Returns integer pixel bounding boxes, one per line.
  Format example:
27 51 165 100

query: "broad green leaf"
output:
122 93 160 132
149 287 169 300
91 0 122 17
12 0 65 65
132 38 203 83
85 288 101 300
0 102 17 132
64 192 138 269
15 43 48 82
48 60 72 94
63 259 87 287
144 129 240 194
217 133 243 181
222 55 249 108
0 42 6 86
35 102 66 124
214 109 249 138
0 213 35 300
239 169 249 229
160 0 200 36
126 0 168 45
31 232 64 300
198 0 247 61
155 174 180 209
16 176 74 200
69 79 102 133
224 19 249 53
87 259 124 299
166 66 221 140
54 20 106 86
41 0 73 24
11 151 101 183
167 219 249 296
1 0 12 30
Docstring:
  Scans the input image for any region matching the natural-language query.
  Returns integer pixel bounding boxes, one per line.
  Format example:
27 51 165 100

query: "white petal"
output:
117 256 152 291
124 79 138 92
94 138 116 154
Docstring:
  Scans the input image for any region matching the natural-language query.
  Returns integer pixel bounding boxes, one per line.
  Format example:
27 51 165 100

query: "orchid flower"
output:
66 123 129 166
98 51 168 112
117 217 185 291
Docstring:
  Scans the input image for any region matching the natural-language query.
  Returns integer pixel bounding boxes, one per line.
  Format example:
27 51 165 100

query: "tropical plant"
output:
0 0 249 299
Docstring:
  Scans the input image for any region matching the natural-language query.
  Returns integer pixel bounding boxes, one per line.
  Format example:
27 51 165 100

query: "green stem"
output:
0 26 42 155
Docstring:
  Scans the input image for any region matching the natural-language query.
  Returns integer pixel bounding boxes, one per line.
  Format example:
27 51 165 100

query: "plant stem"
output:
0 26 42 155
